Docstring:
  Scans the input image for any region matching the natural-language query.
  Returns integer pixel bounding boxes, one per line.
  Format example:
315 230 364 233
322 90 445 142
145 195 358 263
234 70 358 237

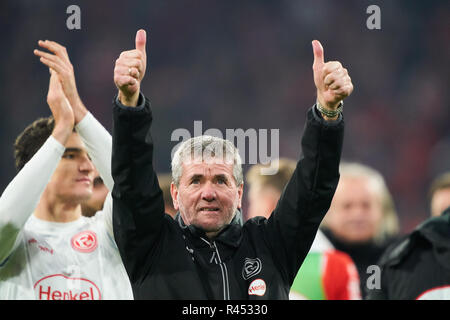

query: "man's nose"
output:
201 183 217 201
79 155 95 173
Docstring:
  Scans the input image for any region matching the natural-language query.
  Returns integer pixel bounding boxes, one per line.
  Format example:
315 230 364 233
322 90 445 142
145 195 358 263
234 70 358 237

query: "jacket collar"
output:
415 207 450 248
378 208 450 268
175 210 243 248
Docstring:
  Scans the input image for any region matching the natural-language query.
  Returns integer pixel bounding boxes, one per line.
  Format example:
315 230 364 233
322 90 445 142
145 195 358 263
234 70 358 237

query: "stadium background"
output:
0 0 448 234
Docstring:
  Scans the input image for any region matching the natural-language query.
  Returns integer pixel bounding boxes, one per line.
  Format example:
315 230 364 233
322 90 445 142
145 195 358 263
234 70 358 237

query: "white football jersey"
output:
0 197 132 300
0 113 133 300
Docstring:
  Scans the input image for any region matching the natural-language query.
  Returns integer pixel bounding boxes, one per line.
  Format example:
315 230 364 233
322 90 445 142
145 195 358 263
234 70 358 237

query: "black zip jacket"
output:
111 93 344 300
366 207 450 300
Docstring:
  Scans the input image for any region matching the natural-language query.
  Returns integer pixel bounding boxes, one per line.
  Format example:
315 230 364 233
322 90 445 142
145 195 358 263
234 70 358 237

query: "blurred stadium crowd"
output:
0 0 448 234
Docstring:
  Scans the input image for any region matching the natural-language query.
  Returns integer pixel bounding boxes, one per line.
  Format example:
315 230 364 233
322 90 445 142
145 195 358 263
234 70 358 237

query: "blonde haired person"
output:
321 162 399 298
428 172 450 217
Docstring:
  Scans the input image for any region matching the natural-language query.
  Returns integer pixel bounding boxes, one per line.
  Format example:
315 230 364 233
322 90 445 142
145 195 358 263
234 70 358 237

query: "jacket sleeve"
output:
266 105 344 284
111 93 166 284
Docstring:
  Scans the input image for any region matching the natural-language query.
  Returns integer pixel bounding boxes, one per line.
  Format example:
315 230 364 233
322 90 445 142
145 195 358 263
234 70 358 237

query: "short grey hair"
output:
171 135 243 187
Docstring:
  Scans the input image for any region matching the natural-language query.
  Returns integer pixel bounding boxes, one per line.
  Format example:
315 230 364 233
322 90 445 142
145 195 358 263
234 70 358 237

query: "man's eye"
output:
191 178 200 184
217 178 226 185
63 154 75 159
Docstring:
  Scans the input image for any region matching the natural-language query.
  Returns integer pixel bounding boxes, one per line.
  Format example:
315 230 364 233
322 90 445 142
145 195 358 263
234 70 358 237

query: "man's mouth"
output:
199 207 220 212
76 177 92 184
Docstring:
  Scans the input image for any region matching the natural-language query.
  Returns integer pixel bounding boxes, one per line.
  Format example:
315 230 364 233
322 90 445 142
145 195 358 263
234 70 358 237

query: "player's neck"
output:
34 192 82 223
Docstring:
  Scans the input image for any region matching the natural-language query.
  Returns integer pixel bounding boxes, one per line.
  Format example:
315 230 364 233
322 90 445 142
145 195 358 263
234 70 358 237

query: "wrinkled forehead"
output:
179 144 237 165
180 158 235 178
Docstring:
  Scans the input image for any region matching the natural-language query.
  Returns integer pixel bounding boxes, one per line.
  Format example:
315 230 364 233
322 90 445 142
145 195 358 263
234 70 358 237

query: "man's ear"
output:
237 183 244 209
170 182 180 210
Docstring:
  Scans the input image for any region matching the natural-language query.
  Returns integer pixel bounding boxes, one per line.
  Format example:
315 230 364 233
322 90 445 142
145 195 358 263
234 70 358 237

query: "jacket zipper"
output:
200 237 230 300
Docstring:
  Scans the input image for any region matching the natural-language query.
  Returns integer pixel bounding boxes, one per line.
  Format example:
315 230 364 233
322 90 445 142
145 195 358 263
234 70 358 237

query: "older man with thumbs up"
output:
111 30 353 300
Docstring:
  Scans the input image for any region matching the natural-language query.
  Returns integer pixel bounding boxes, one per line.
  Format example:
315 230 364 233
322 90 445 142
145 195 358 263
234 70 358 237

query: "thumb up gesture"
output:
312 40 353 114
114 29 147 106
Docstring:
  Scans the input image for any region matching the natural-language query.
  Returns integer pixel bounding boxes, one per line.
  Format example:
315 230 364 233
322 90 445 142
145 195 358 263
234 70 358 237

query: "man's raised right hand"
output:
47 69 75 145
114 29 147 107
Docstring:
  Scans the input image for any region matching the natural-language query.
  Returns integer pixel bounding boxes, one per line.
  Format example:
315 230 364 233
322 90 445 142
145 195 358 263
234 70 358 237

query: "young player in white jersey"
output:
0 40 133 300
